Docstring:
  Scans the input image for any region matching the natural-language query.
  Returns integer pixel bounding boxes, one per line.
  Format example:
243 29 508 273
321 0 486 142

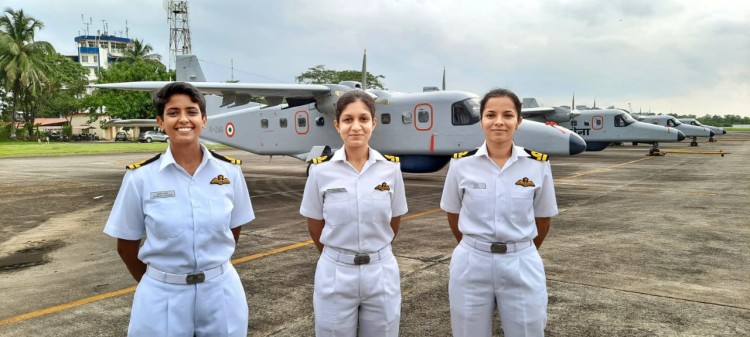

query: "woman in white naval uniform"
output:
300 90 408 337
104 82 255 337
440 88 558 337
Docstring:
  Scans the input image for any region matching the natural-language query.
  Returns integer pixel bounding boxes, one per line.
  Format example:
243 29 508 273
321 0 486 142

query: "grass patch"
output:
0 141 230 158
725 128 750 132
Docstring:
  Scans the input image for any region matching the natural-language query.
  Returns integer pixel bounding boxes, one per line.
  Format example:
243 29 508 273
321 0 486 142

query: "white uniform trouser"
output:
449 240 547 337
314 246 401 337
129 263 248 337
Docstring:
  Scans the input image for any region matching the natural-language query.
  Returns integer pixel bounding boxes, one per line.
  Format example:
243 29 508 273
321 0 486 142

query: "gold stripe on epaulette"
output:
383 154 400 162
312 155 329 164
525 149 549 161
125 154 161 170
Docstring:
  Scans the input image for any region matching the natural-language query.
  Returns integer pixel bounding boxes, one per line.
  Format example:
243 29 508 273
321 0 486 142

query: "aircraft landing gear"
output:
689 137 699 147
709 137 716 142
647 142 665 156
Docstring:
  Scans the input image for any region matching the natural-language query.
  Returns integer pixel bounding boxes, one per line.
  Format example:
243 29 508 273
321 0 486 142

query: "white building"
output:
71 33 133 85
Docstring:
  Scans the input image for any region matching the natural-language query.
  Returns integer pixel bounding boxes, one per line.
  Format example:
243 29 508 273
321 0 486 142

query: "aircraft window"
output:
316 117 325 127
381 113 391 124
402 112 412 124
451 98 480 125
297 116 307 128
418 110 430 123
667 119 676 127
279 118 287 128
614 114 634 127
672 119 682 126
261 119 269 129
595 119 602 127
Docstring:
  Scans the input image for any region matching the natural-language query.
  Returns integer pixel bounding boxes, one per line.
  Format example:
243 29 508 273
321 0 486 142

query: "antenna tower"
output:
166 0 192 70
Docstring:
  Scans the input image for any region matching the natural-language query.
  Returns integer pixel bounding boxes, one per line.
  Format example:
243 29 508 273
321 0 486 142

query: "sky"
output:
5 0 750 117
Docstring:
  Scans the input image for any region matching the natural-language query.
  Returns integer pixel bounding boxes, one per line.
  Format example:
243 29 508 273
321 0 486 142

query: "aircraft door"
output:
295 110 309 135
414 103 433 131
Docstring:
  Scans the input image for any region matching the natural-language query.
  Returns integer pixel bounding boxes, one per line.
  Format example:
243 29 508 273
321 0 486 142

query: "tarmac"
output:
0 134 748 336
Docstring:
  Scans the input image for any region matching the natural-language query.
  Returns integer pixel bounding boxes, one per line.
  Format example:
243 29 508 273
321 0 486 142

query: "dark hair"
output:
480 88 522 120
153 82 206 118
335 90 375 122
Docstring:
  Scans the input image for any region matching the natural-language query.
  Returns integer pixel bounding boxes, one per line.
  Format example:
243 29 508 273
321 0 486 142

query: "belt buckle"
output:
185 272 205 284
353 253 371 265
490 243 507 254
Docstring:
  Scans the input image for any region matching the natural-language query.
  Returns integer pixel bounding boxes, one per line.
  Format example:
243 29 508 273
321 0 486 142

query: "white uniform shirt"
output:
104 145 255 274
300 147 408 253
440 143 557 243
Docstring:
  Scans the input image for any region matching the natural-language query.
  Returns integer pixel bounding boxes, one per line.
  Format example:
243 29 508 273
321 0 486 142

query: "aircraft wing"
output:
520 107 556 120
93 81 333 107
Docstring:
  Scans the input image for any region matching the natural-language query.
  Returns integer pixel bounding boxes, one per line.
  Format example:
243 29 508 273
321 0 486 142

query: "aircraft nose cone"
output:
677 130 686 141
722 130 727 134
569 135 587 155
709 130 715 137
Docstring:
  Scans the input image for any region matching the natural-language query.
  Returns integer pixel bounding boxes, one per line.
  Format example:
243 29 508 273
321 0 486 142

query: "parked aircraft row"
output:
95 54 725 171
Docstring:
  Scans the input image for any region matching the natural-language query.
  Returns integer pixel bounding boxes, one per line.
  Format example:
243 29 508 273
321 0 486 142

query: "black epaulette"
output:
524 149 550 161
310 155 332 165
126 153 161 170
452 148 479 159
383 154 400 163
211 151 242 165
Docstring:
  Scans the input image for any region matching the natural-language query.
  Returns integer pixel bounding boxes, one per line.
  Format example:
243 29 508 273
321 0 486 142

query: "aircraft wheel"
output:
632 142 638 146
690 141 698 147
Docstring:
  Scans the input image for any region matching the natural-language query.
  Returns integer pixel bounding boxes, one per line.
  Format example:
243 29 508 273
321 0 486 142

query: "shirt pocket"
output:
370 190 393 225
462 187 491 222
323 191 351 227
510 188 535 223
208 196 234 232
143 198 186 239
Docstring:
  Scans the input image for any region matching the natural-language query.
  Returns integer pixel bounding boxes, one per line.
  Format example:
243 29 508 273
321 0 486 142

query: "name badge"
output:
470 183 486 189
150 190 176 199
326 188 347 194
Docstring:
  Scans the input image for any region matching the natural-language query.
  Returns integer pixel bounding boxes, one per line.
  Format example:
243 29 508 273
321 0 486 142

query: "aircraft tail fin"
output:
522 98 540 108
176 55 206 82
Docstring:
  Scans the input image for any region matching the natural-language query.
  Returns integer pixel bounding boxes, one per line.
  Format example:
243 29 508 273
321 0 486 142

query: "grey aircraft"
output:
94 55 586 173
636 115 714 147
679 118 727 142
521 99 686 154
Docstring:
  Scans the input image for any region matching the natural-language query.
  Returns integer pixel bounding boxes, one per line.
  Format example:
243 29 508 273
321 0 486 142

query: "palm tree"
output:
0 8 54 139
119 39 161 64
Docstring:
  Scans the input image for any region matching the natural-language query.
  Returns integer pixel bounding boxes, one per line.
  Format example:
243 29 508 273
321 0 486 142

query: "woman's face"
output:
481 96 521 146
156 93 206 146
334 99 376 148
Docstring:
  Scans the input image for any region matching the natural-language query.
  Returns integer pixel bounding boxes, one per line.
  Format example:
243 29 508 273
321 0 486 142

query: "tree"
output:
84 59 174 120
34 52 88 118
118 39 161 64
0 8 55 139
296 65 386 89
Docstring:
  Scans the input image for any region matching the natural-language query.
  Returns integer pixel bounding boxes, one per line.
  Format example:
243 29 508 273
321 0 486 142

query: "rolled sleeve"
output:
440 160 462 214
230 165 255 228
533 161 558 217
391 165 408 217
300 164 324 220
104 171 145 240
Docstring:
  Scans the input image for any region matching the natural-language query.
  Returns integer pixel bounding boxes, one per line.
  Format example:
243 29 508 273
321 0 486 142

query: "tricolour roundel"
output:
225 122 235 137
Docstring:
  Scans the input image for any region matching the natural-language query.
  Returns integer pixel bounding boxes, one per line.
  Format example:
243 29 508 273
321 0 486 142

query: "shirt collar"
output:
476 141 525 165
331 147 384 164
159 144 210 171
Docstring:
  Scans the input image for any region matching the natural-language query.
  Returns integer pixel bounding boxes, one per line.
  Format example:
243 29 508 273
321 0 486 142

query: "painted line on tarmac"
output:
556 157 654 183
0 207 443 327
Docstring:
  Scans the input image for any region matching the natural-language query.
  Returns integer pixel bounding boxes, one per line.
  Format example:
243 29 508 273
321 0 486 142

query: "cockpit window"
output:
614 113 636 127
667 118 681 127
452 98 481 125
